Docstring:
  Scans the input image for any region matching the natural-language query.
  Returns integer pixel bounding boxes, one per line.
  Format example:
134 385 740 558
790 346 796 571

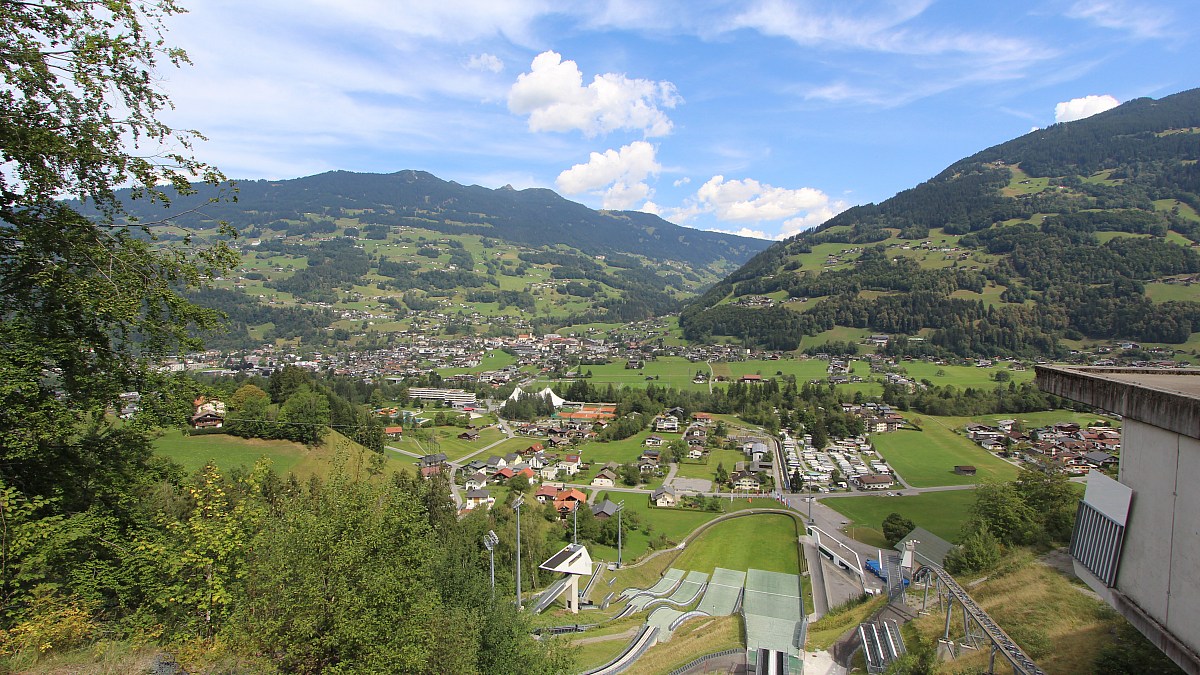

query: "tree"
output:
1 0 232 629
970 481 1039 545
944 523 1003 574
278 386 331 445
882 513 916 547
668 438 688 463
227 383 274 438
714 462 729 486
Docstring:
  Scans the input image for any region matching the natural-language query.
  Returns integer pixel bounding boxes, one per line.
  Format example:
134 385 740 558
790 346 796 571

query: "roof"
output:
591 499 620 518
894 527 955 567
539 543 593 575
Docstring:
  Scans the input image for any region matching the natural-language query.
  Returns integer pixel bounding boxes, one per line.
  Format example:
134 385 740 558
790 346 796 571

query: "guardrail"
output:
668 610 709 631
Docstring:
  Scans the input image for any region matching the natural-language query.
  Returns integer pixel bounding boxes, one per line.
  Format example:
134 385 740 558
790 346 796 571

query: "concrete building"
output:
1036 366 1200 674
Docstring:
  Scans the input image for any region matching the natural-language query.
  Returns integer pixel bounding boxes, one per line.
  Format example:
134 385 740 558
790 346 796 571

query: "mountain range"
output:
681 87 1200 358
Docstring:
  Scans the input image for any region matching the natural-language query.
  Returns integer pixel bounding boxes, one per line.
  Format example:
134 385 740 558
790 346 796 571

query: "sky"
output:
157 0 1199 240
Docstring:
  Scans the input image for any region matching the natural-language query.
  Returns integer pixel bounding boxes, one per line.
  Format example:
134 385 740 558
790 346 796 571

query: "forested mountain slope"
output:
91 169 766 269
80 170 769 347
681 87 1200 357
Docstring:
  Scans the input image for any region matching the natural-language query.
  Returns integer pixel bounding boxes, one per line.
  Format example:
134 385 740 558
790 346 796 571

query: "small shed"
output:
954 465 977 476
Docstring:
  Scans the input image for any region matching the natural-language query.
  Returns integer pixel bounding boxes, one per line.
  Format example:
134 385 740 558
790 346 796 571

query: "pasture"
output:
822 489 977 546
871 419 1019 488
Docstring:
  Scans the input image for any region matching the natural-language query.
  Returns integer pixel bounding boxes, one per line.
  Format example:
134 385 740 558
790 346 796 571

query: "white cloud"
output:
705 226 772 240
662 175 848 238
467 53 504 73
556 141 660 210
696 176 838 223
1065 0 1173 39
1054 94 1120 123
508 51 681 137
672 177 691 187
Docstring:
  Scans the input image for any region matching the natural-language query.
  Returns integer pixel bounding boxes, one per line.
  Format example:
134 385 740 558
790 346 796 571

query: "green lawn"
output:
153 429 308 474
673 447 744 485
823 489 978 545
899 361 1035 388
871 420 1019 488
585 497 787 562
1145 281 1200 304
672 513 801 575
153 429 414 479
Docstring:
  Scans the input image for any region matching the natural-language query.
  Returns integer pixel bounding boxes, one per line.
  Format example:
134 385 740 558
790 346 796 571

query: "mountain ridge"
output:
93 168 768 271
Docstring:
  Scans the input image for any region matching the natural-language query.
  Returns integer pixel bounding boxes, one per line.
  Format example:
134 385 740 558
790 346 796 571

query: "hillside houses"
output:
964 420 1121 475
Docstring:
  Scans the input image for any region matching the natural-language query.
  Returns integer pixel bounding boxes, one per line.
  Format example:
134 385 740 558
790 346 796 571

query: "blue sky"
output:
159 0 1198 239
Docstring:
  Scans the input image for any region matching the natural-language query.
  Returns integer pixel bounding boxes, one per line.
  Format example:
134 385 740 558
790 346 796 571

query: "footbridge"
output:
913 561 1045 675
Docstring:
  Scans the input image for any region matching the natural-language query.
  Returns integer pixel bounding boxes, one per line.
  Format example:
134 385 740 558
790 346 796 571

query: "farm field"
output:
871 419 1019 488
672 513 801 575
822 489 977 546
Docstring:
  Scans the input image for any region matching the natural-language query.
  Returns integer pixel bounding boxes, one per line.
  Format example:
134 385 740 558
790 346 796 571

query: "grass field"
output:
672 514 801 575
623 615 743 675
905 552 1134 674
823 489 977 545
153 429 413 479
1146 281 1200 304
871 419 1019 488
899 361 1035 388
585 497 788 562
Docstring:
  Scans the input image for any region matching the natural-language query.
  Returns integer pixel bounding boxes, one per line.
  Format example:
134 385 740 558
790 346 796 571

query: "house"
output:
644 435 664 447
484 455 507 471
420 465 443 479
592 467 618 488
1084 451 1118 469
558 454 581 475
514 467 537 482
953 465 977 476
692 412 714 426
191 396 226 428
464 489 494 510
534 484 559 503
731 471 761 492
553 488 588 517
654 415 679 433
640 449 661 464
744 442 771 462
687 447 704 460
384 426 404 439
591 499 621 520
464 472 488 491
651 486 678 507
539 464 560 481
495 467 515 481
419 453 448 468
739 374 763 383
457 431 480 441
853 474 895 490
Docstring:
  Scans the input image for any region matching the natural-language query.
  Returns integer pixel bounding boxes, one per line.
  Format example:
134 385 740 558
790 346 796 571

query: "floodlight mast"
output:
616 500 626 567
512 494 524 609
483 530 499 599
